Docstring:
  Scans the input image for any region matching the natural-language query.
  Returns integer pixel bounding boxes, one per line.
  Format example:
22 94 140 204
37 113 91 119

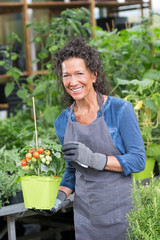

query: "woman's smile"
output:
71 86 84 93
62 58 97 101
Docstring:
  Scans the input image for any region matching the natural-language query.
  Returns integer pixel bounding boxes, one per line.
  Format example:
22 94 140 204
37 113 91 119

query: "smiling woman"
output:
38 37 146 240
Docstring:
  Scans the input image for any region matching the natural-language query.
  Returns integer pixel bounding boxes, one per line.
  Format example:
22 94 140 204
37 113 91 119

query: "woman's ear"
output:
92 72 97 83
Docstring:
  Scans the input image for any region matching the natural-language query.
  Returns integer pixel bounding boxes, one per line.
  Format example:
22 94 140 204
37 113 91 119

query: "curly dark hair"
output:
53 37 110 104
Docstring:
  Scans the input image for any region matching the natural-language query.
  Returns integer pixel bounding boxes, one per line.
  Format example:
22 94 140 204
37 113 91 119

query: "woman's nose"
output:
70 76 78 85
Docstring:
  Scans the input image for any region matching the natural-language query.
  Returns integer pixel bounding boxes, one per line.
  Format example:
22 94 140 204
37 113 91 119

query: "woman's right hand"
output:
50 190 71 213
32 190 71 216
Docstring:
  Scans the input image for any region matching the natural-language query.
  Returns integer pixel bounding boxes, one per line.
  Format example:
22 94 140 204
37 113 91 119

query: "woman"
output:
52 37 146 240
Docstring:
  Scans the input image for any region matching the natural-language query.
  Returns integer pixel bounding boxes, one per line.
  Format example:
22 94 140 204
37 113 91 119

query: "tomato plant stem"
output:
32 97 40 176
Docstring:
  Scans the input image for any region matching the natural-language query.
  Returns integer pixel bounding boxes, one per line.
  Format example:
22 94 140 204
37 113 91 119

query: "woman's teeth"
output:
72 87 83 92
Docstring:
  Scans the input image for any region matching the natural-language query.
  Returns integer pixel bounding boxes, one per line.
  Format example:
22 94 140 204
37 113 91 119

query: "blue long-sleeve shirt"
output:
54 96 146 191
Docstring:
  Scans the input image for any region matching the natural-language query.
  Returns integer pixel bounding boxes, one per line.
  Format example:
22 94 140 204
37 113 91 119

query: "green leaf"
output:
9 176 21 186
5 82 15 97
25 23 32 29
7 68 22 81
17 89 28 99
0 61 5 66
11 53 19 61
34 36 41 43
146 143 160 160
38 48 48 60
32 82 47 95
143 98 158 112
43 106 60 124
48 45 58 53
116 78 154 89
127 25 144 33
32 58 40 64
143 69 160 81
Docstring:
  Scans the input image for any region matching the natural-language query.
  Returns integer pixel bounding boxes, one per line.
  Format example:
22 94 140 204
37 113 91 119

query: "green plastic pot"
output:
21 176 61 210
133 157 156 181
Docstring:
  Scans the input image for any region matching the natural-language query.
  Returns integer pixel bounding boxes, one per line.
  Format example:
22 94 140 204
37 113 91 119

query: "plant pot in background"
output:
133 157 156 181
21 176 61 210
8 191 24 205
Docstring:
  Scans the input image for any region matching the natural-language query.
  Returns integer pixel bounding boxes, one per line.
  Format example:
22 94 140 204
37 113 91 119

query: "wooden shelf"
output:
28 1 91 9
0 70 47 81
0 2 23 14
95 1 149 8
0 71 28 80
0 2 23 7
0 103 9 109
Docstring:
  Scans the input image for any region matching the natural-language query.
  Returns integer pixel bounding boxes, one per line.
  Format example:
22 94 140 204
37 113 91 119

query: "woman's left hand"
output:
62 141 107 171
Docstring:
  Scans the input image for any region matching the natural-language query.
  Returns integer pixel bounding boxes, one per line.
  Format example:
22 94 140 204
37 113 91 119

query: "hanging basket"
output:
21 176 61 210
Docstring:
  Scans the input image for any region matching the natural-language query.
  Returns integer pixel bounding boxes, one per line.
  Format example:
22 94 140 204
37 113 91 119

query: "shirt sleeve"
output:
115 101 146 176
54 110 76 192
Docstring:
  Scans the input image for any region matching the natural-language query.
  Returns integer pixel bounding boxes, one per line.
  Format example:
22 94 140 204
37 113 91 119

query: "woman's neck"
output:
74 91 98 114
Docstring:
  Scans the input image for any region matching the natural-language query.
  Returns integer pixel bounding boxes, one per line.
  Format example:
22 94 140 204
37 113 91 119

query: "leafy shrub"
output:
0 146 21 208
126 177 160 240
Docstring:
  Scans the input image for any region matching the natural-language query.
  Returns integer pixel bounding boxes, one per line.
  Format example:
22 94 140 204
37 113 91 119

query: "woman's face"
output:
62 58 97 101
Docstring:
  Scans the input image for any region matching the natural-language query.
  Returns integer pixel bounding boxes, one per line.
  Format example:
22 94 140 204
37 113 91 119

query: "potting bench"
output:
0 203 36 240
0 193 74 240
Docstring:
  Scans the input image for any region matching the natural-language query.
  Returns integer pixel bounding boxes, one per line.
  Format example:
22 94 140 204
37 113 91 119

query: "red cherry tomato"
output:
33 151 40 159
29 148 35 153
37 147 44 154
21 159 28 166
26 153 32 159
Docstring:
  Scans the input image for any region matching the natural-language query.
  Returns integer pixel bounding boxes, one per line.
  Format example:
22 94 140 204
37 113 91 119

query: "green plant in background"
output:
0 146 21 208
90 12 160 165
126 177 160 240
0 110 59 150
0 171 21 208
23 7 91 125
91 13 160 96
0 8 91 128
0 32 24 97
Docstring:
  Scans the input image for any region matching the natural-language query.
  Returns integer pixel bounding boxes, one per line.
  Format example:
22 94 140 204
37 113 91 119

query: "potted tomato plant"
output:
16 97 66 210
18 141 66 210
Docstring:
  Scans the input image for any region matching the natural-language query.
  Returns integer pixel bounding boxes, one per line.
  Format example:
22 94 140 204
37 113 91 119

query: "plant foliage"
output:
126 177 160 239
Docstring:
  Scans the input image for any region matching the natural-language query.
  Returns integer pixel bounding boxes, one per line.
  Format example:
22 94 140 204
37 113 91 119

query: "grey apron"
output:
64 93 132 240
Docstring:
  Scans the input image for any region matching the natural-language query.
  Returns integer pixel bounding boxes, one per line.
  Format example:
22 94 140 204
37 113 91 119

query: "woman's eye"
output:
63 74 69 78
77 72 83 75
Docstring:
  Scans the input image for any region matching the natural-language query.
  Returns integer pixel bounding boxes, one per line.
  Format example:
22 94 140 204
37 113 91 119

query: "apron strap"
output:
68 101 76 122
69 92 104 121
97 92 104 116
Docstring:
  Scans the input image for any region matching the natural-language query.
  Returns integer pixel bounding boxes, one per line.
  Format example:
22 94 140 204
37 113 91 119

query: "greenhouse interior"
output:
0 0 160 239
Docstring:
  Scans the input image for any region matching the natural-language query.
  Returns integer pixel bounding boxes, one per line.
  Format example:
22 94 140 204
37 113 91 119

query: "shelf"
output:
0 103 9 109
0 71 28 82
28 1 91 9
0 2 23 14
95 1 148 8
0 70 47 81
